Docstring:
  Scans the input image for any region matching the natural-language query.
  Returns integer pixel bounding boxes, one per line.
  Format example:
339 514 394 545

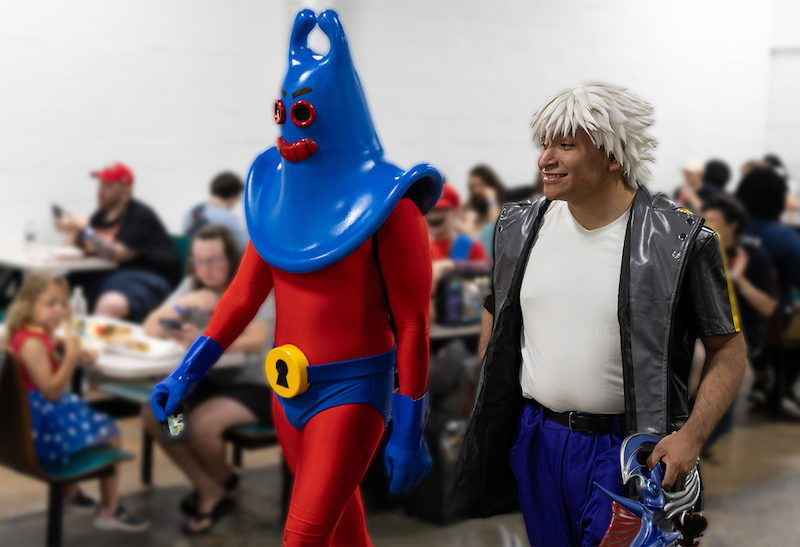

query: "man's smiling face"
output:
538 129 621 202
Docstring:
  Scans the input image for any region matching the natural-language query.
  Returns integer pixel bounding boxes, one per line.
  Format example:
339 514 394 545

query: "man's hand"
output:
54 213 88 234
647 430 702 488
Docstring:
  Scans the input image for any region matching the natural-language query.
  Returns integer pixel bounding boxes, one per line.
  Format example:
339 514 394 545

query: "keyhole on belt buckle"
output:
276 359 289 388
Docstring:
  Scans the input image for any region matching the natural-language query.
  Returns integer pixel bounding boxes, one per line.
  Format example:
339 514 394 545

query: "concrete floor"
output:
1 394 799 546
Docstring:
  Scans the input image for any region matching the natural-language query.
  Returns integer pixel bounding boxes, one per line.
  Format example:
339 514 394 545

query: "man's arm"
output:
82 232 136 262
648 331 746 487
478 307 493 363
648 228 746 487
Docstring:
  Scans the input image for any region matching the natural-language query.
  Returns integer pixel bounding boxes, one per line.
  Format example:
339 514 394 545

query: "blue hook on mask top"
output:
245 9 443 274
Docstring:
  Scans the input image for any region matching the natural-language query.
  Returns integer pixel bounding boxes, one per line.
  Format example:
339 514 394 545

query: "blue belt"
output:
306 346 396 382
276 346 396 430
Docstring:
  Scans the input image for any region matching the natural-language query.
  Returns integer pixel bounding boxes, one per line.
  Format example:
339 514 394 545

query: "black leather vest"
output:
456 186 726 518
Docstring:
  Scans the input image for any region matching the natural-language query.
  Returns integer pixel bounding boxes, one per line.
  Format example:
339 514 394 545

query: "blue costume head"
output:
245 9 443 273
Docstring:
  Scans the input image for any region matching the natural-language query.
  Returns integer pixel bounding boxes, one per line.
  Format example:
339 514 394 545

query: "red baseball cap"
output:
434 183 461 210
91 163 134 186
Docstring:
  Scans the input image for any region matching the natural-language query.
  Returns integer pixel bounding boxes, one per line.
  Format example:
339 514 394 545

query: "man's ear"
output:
608 154 623 173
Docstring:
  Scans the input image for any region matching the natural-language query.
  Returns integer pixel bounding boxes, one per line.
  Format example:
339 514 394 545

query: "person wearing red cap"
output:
425 183 489 289
54 163 181 321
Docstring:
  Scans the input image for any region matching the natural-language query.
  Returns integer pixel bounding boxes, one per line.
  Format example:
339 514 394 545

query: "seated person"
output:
7 272 149 531
183 172 249 253
736 168 800 415
426 183 489 288
54 163 181 321
141 224 274 535
699 194 777 449
702 194 777 358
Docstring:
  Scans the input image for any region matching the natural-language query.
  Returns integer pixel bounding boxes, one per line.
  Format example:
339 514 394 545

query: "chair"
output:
97 383 155 484
171 234 191 277
98 384 291 519
0 353 133 547
223 424 292 520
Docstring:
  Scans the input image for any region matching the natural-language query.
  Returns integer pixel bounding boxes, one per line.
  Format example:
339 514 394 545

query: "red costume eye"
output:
275 99 286 124
290 100 316 127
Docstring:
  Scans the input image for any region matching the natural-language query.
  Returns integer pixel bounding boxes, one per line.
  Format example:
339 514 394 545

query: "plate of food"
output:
103 336 184 359
86 319 184 359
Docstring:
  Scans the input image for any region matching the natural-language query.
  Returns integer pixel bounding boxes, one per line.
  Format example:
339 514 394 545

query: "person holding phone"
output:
141 224 274 534
53 163 181 321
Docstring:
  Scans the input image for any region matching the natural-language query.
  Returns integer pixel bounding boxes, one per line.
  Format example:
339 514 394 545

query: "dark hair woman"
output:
142 223 274 534
465 165 506 259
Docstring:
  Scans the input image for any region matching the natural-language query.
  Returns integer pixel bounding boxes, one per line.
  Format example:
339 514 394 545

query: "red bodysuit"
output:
204 197 431 546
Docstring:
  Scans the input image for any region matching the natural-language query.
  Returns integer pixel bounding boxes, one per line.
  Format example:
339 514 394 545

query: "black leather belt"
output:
526 398 625 434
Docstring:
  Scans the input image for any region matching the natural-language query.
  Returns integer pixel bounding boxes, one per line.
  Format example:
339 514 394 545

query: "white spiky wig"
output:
530 82 657 188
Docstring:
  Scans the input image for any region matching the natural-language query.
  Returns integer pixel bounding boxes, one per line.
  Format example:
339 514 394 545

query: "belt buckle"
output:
568 411 577 432
265 344 311 399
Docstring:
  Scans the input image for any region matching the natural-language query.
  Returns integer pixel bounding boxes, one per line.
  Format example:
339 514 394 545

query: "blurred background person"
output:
183 172 249 253
6 272 150 531
674 158 709 212
141 224 274 535
740 159 770 179
703 159 732 194
460 193 488 241
464 165 506 258
54 163 181 321
764 153 800 213
701 194 777 432
736 167 800 417
426 183 489 290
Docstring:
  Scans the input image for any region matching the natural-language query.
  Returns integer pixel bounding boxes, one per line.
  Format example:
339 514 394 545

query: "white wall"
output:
0 0 288 245
767 0 800 183
336 0 773 195
0 0 785 246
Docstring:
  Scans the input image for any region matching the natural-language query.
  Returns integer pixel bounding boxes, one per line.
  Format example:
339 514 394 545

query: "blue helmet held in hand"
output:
245 9 443 273
593 434 704 547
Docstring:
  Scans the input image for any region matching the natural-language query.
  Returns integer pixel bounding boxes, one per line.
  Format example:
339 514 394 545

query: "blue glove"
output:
150 336 223 422
384 391 433 494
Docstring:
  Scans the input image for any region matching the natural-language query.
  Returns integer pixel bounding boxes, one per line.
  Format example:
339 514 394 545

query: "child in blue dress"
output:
7 272 149 532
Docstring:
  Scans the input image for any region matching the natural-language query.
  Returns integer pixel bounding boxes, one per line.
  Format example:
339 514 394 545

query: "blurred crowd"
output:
5 151 800 534
672 154 800 440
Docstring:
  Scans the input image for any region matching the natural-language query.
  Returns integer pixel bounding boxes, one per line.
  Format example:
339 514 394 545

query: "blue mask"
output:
245 9 443 273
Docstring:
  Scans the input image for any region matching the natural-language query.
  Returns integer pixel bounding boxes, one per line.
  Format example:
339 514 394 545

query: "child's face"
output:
31 284 70 331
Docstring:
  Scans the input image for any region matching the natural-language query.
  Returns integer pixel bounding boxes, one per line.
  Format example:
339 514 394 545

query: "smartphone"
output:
51 204 64 219
159 318 183 331
159 404 191 445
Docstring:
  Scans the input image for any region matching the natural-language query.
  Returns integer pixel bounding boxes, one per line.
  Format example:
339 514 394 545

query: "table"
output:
0 317 245 380
430 323 482 340
86 317 245 380
0 244 116 272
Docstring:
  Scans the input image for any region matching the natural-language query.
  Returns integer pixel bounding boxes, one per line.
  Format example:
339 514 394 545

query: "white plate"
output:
103 336 185 359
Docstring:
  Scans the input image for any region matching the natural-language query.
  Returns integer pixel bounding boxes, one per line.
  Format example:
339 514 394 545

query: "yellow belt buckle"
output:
265 344 310 399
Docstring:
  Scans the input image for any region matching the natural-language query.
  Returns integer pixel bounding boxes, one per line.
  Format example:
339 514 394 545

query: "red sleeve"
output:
468 240 488 261
204 242 274 349
376 198 431 400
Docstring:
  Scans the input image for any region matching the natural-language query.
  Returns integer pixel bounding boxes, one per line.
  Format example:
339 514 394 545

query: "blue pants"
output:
69 269 172 322
508 403 625 547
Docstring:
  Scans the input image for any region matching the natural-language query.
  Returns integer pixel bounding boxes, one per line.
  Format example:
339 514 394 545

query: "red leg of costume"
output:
205 199 432 545
274 397 385 547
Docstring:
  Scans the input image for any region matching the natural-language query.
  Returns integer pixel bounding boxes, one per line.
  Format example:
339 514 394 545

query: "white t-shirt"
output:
519 200 630 414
